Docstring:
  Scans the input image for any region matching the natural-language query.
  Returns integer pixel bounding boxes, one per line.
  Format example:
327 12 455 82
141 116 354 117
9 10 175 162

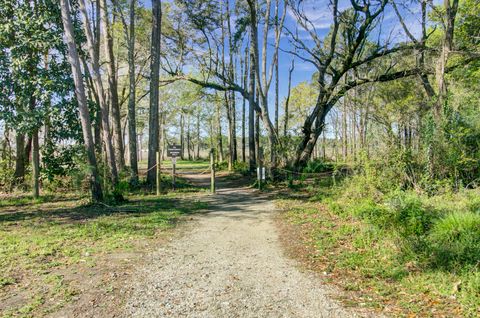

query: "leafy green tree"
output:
0 0 84 195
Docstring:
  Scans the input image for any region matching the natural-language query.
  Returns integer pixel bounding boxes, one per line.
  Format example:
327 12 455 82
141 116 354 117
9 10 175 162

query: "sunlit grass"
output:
137 159 210 171
0 192 208 317
277 183 480 317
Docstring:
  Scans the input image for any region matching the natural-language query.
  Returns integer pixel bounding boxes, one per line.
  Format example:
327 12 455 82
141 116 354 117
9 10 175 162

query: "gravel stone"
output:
123 186 371 318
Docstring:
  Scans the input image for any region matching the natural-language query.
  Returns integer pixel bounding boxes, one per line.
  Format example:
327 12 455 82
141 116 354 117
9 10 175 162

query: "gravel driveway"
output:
123 182 364 318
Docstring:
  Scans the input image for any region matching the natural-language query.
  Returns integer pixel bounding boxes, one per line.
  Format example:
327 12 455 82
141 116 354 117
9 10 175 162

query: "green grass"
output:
277 182 480 317
0 194 72 208
0 193 207 317
138 159 210 171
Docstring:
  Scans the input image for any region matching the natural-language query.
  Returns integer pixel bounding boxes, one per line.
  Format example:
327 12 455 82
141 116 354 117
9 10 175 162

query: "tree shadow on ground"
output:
0 195 207 225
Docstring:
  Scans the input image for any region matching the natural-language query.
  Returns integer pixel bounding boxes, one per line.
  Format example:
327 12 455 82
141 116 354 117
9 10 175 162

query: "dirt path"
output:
123 174 365 318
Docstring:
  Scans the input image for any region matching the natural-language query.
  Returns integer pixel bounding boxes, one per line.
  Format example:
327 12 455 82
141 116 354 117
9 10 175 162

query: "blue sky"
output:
144 0 442 114
269 0 439 107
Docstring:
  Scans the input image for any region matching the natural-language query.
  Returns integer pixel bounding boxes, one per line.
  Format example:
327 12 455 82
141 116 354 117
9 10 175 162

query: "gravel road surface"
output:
123 179 365 318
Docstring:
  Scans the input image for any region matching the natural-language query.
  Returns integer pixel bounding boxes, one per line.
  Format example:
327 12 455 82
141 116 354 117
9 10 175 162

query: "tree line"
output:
0 0 478 201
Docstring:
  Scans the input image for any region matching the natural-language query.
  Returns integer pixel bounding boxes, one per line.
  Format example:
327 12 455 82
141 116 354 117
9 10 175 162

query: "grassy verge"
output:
0 192 207 317
138 159 211 171
276 177 480 317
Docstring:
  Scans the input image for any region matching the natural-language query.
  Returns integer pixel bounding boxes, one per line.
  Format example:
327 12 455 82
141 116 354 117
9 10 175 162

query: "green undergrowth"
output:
278 173 480 317
0 192 207 317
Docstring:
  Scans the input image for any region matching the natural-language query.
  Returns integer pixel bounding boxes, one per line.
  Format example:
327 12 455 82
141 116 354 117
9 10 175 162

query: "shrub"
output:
340 173 385 203
387 192 436 239
216 161 228 171
303 159 335 173
428 211 480 268
233 161 249 175
0 158 15 192
466 191 480 213
111 180 129 203
350 199 393 228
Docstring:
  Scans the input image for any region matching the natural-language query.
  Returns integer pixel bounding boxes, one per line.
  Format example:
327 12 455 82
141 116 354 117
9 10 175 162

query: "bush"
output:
387 192 436 239
466 191 480 213
110 180 129 203
340 174 385 203
233 161 249 175
303 159 335 173
428 211 480 268
0 158 15 191
216 161 228 171
350 199 393 228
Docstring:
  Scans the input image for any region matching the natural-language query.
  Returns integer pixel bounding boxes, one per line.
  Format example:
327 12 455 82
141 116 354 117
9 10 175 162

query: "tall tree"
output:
241 47 248 162
220 3 232 169
60 0 103 201
216 97 224 162
146 0 162 185
435 0 459 121
274 0 280 134
14 133 26 183
248 36 256 172
283 59 294 137
225 0 237 166
78 0 118 184
100 0 125 171
127 0 139 184
246 0 286 169
287 0 429 168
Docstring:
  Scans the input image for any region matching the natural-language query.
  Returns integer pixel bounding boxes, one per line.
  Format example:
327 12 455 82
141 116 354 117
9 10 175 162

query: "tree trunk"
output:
29 93 40 198
32 129 40 198
101 0 125 171
225 89 233 170
322 131 326 160
216 102 224 162
127 0 138 184
333 111 339 161
81 56 102 153
231 90 237 164
351 97 357 161
226 0 237 165
161 115 167 160
274 0 280 134
146 0 162 185
138 134 142 162
242 49 247 163
342 91 348 161
24 135 32 165
435 0 459 121
284 59 294 137
209 117 214 151
187 115 192 161
60 0 103 201
246 0 285 171
94 0 101 66
180 113 185 160
255 110 260 164
221 2 234 171
430 0 459 177
78 0 118 185
293 95 332 169
14 132 26 183
248 36 256 172
196 111 201 159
